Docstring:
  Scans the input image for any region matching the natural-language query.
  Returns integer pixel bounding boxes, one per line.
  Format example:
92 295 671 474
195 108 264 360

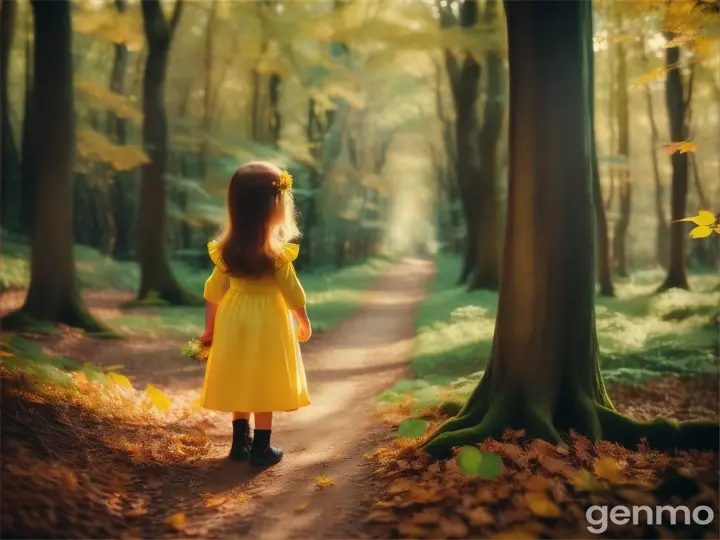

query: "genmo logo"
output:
586 504 715 534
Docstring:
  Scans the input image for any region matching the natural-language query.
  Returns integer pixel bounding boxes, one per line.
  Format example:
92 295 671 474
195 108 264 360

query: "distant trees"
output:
3 0 103 332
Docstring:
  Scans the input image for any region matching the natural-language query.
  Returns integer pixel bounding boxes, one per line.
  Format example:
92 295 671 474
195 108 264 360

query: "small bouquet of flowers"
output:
181 337 211 361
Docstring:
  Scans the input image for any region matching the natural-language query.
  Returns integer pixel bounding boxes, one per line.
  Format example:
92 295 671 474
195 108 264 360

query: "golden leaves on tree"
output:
76 129 150 173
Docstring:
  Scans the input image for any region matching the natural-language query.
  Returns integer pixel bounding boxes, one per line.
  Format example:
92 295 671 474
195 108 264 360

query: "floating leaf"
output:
457 446 502 479
690 226 714 238
673 209 716 226
146 384 171 411
166 513 187 532
594 457 625 483
524 490 562 518
109 372 133 389
105 364 125 371
396 418 427 438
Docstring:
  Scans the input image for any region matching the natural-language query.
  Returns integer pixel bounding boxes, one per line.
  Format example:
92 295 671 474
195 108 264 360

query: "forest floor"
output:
1 255 719 539
0 258 436 539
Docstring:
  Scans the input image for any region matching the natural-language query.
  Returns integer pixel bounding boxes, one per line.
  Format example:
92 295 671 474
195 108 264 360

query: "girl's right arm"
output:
201 266 228 343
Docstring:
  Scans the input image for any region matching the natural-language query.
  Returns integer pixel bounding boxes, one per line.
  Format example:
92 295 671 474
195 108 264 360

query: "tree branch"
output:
169 0 184 38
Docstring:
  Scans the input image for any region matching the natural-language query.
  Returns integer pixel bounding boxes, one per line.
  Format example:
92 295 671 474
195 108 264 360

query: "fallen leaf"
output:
109 372 133 389
367 510 396 523
124 505 148 518
315 476 335 488
438 516 468 538
570 468 598 491
398 522 430 537
105 364 125 371
412 508 442 525
524 475 555 492
537 454 570 476
146 384 171 411
396 418 428 438
295 502 309 512
166 513 187 532
203 495 227 509
466 505 494 526
594 456 625 483
524 491 562 518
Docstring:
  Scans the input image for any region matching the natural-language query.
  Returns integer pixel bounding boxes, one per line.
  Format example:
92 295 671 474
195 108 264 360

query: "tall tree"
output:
469 0 504 291
0 0 21 230
441 0 482 285
109 0 134 259
657 35 690 291
3 0 103 332
638 38 669 269
19 7 35 233
137 0 198 304
423 0 717 458
611 31 631 277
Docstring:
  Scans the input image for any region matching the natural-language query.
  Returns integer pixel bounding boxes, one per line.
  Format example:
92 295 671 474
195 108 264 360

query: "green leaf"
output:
396 418 428 438
457 446 503 479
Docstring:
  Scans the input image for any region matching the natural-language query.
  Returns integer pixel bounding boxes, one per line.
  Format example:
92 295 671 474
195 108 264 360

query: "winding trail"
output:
2 258 433 537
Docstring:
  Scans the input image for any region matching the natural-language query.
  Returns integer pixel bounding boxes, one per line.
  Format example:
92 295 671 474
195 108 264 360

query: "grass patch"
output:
383 254 719 409
2 236 391 336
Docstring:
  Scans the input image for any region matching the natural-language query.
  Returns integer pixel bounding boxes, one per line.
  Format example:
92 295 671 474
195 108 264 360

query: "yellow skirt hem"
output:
199 398 311 414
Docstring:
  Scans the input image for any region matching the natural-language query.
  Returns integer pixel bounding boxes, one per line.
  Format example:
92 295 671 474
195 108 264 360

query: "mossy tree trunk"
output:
19 9 35 234
469 0 503 291
0 0 21 231
423 0 718 459
137 0 199 305
658 35 690 292
3 0 104 333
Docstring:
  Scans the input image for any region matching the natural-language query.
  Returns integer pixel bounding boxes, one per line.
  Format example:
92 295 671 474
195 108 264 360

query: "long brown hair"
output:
215 161 300 277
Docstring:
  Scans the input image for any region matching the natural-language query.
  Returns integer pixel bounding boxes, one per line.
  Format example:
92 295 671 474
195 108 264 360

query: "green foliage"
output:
456 446 503 479
396 418 428 438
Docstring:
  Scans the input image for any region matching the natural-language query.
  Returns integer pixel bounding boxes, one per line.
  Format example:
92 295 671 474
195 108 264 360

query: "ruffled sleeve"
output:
274 243 300 269
204 241 228 303
207 240 228 273
273 243 305 310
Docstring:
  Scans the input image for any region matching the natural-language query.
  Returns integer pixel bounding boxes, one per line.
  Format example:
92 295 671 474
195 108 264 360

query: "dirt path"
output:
5 258 434 538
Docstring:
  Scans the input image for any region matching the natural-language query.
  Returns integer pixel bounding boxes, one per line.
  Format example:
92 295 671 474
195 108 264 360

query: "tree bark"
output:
0 0 21 230
611 38 631 277
423 0 717 458
137 0 199 305
3 0 104 332
658 37 690 291
469 0 503 291
198 0 216 182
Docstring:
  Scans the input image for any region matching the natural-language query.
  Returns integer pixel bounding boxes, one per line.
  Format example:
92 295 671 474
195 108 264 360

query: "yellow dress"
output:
198 241 311 413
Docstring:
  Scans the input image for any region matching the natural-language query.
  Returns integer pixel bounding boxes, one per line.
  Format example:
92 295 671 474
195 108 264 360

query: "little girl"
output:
198 161 312 467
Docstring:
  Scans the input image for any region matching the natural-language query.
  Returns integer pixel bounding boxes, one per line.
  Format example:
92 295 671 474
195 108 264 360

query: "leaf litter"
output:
365 376 719 539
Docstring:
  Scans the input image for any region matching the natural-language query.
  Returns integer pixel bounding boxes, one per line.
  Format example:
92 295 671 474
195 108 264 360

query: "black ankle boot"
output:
250 429 283 466
229 419 252 461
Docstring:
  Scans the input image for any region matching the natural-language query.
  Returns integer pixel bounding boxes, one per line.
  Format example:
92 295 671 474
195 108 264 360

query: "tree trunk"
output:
641 46 669 269
423 0 717 458
590 29 614 297
658 37 690 291
443 0 481 285
0 0 21 231
19 8 35 233
611 38 630 277
198 0 216 182
3 0 104 332
469 0 503 291
268 73 281 147
108 3 134 259
137 0 199 305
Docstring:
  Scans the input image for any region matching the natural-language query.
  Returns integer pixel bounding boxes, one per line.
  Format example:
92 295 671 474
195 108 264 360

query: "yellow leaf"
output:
491 522 543 539
594 457 625 483
524 475 555 492
295 502 309 512
524 491 562 518
146 384 171 411
677 141 697 153
367 510 396 523
203 495 227 509
633 66 668 88
690 226 714 238
315 476 335 487
109 372 133 389
714 227 720 235
166 513 187 532
570 468 598 491
674 210 717 226
617 488 656 506
0 350 14 357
